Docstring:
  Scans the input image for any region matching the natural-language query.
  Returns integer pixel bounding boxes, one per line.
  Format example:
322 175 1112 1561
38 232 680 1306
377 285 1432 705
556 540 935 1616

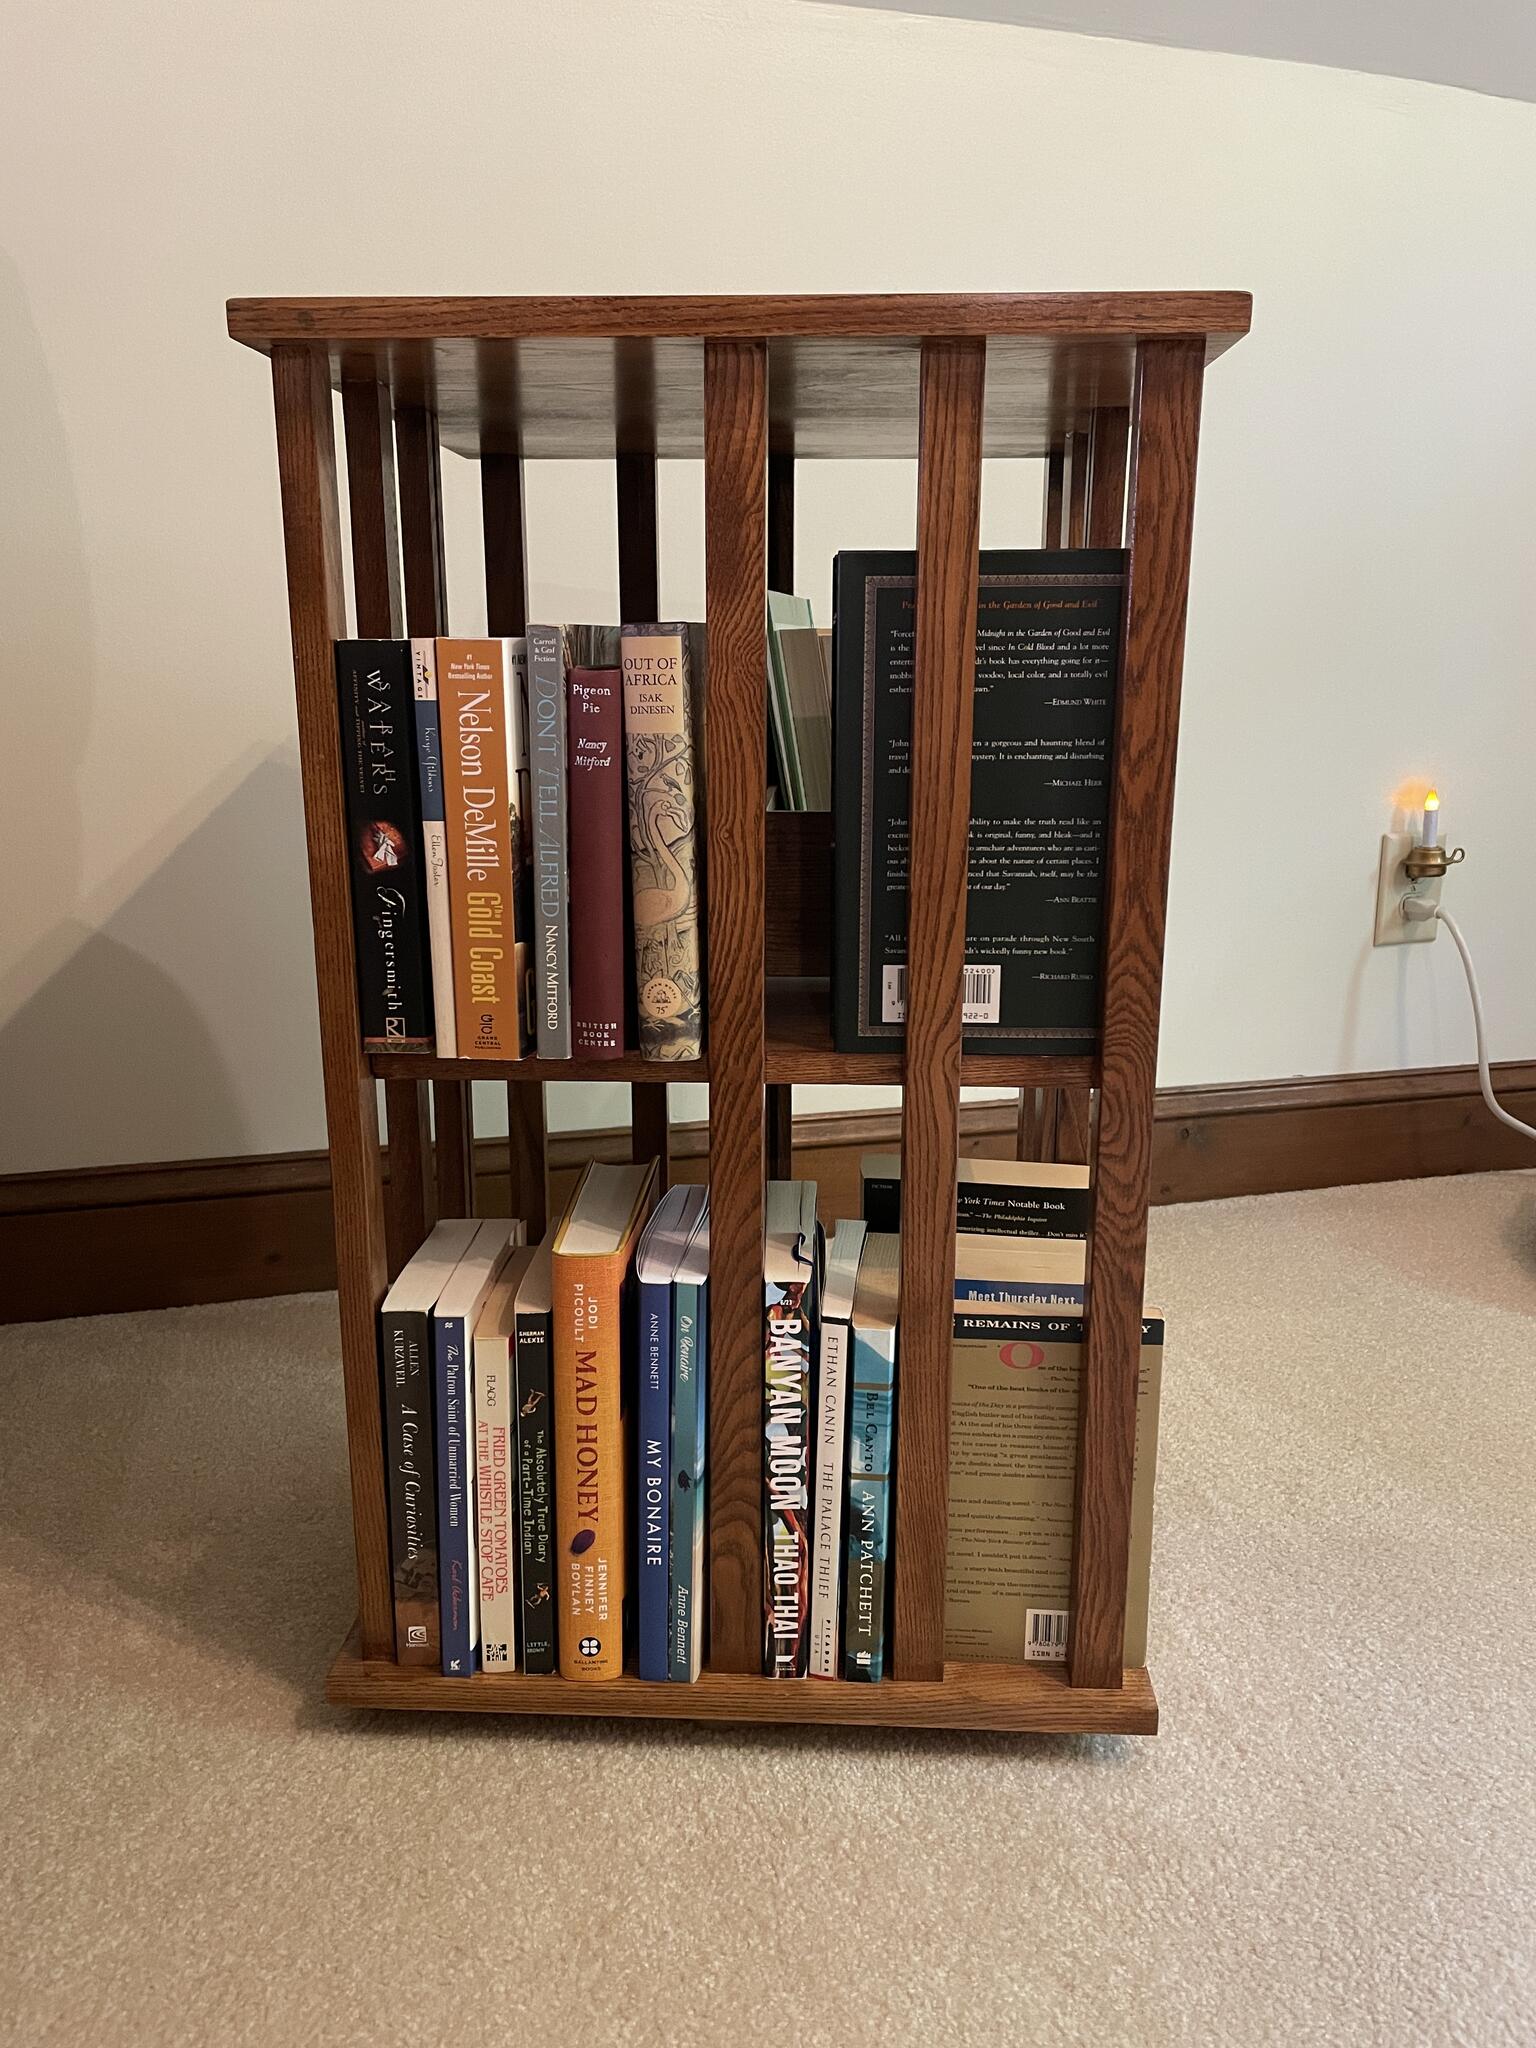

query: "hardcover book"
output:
434 1219 521 1676
809 1219 867 1679
621 624 705 1061
514 1226 558 1674
437 637 527 1059
763 1180 820 1678
946 1305 1164 1668
335 639 435 1049
526 625 572 1058
860 1155 1090 1239
567 661 629 1057
766 590 815 811
378 1218 479 1663
410 637 457 1058
843 1232 899 1681
634 1184 708 1680
832 549 1126 1056
553 1159 659 1679
473 1245 535 1672
669 1198 710 1682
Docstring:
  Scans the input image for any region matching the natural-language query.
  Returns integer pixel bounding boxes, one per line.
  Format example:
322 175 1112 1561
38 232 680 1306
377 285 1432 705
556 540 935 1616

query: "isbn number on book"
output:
881 963 1000 1026
1024 1609 1069 1663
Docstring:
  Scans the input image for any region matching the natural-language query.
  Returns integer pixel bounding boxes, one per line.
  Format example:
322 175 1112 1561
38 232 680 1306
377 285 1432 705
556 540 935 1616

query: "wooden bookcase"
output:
228 293 1250 1734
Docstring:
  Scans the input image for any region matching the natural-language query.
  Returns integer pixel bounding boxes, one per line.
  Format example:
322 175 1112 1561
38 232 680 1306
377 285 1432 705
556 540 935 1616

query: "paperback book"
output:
514 1227 558 1674
809 1219 867 1679
844 1232 899 1681
410 638 457 1057
473 1245 536 1671
763 1180 820 1679
860 1155 1090 1239
669 1198 710 1682
633 1184 708 1680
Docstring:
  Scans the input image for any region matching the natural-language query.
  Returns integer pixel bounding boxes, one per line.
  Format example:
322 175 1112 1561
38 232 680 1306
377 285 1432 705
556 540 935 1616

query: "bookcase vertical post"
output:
893 336 986 1683
271 345 395 1659
1065 425 1089 547
1087 406 1130 547
1070 337 1205 1689
341 375 436 1275
765 451 796 1183
702 339 769 1674
482 452 549 1241
396 402 476 1223
616 451 672 1192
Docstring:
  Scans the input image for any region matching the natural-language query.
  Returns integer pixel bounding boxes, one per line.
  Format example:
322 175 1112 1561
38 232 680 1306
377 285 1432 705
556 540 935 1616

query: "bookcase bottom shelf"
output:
326 1631 1158 1734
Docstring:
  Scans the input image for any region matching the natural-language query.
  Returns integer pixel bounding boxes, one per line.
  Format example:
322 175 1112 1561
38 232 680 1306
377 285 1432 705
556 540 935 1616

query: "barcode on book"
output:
1024 1609 1069 1662
881 963 1000 1026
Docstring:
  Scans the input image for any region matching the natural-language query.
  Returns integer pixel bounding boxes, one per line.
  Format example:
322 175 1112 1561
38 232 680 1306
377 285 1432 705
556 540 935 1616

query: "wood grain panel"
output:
326 1629 1158 1732
1088 404 1130 547
1070 338 1206 1690
395 400 473 1219
1066 425 1089 546
1043 445 1064 545
896 336 986 1683
702 338 769 1674
271 345 394 1659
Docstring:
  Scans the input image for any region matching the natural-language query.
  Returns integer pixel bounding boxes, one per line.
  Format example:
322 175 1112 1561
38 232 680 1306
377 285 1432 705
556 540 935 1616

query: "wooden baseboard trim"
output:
3 1060 1532 1322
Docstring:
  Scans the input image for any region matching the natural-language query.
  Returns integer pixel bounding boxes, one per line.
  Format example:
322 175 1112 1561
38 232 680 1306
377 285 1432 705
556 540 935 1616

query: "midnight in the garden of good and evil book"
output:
831 549 1125 1056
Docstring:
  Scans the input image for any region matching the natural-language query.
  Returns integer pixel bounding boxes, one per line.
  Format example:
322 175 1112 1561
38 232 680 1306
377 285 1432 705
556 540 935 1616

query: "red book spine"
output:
567 666 629 1057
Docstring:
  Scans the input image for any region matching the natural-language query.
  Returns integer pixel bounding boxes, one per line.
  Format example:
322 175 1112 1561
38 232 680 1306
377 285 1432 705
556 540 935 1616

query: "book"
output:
775 621 833 811
526 624 572 1058
621 624 705 1061
514 1225 558 1675
952 1232 1085 1306
766 590 815 810
809 1218 867 1679
435 1219 521 1675
844 1231 898 1681
473 1244 536 1672
763 1179 820 1678
860 1155 1090 1239
946 1304 1164 1667
567 661 629 1058
634 1184 708 1680
410 637 456 1058
669 1197 710 1682
832 548 1127 1056
335 639 435 1049
553 1158 659 1679
378 1217 479 1663
437 637 527 1059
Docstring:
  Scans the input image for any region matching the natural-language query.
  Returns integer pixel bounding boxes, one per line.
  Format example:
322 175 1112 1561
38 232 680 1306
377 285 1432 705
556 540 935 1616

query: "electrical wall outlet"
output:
1373 832 1441 945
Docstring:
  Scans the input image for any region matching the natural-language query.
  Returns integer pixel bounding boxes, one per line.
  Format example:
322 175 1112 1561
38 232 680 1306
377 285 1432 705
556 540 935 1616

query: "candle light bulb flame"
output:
1424 790 1440 811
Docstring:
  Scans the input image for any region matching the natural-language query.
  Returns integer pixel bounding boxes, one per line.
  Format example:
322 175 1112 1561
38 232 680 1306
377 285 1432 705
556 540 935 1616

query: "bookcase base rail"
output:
325 1630 1158 1733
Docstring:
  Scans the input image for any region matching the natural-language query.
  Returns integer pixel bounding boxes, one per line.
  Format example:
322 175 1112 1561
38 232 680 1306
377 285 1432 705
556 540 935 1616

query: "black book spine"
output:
379 1306 439 1663
335 639 435 1049
515 1308 556 1674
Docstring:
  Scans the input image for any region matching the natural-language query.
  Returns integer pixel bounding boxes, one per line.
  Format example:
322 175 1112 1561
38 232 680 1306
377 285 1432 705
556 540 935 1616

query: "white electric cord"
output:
1436 907 1536 1144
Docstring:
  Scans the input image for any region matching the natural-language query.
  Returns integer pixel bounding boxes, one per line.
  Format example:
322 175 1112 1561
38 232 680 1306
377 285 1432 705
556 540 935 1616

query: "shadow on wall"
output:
0 750 318 1175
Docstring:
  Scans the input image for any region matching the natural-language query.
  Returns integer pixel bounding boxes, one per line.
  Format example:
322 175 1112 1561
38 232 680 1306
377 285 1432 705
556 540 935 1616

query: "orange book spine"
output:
437 639 523 1058
554 1227 646 1679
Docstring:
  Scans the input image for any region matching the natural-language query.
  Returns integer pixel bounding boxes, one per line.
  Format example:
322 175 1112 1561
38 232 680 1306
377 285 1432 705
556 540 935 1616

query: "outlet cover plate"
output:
1374 832 1441 945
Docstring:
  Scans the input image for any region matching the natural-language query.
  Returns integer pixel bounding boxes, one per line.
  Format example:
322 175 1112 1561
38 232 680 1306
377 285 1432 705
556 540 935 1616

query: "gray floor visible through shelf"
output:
4 1171 1536 2047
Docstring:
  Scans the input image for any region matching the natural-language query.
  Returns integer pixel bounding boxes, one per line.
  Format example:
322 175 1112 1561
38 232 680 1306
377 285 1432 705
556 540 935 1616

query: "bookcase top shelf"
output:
226 292 1251 459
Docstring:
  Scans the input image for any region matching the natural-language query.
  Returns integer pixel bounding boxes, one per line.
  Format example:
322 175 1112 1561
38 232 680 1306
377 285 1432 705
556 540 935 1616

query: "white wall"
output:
3 0 1533 1174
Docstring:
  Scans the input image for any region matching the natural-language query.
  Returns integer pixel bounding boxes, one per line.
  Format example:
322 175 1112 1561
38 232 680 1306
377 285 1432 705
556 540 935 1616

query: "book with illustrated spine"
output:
633 1184 707 1680
526 624 572 1058
514 1226 558 1675
434 1219 521 1676
553 1159 658 1679
410 638 456 1057
860 1155 1090 1240
809 1219 867 1679
567 659 629 1057
378 1218 479 1663
437 638 527 1058
473 1245 535 1672
946 1305 1164 1668
844 1231 899 1681
620 624 705 1061
335 639 435 1049
763 1180 820 1678
669 1198 709 1682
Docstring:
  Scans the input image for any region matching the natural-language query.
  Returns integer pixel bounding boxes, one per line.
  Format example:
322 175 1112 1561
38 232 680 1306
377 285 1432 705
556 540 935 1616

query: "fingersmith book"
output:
378 1218 478 1664
832 549 1126 1056
621 624 704 1061
763 1180 820 1679
335 639 435 1049
437 638 527 1058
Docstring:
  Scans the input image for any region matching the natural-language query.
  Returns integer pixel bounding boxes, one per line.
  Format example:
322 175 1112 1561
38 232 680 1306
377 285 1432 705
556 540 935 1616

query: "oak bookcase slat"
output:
701 338 769 1674
241 292 1243 1736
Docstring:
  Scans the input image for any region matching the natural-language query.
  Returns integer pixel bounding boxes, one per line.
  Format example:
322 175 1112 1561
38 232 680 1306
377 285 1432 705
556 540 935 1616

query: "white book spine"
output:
473 1328 518 1670
411 637 457 1057
809 1319 851 1678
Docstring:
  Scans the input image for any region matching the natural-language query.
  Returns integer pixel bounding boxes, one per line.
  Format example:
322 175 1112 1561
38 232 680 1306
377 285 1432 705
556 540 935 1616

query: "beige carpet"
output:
4 1172 1536 2047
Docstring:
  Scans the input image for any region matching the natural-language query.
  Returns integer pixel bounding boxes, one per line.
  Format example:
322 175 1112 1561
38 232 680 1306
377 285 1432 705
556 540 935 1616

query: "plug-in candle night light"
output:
1422 789 1441 850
